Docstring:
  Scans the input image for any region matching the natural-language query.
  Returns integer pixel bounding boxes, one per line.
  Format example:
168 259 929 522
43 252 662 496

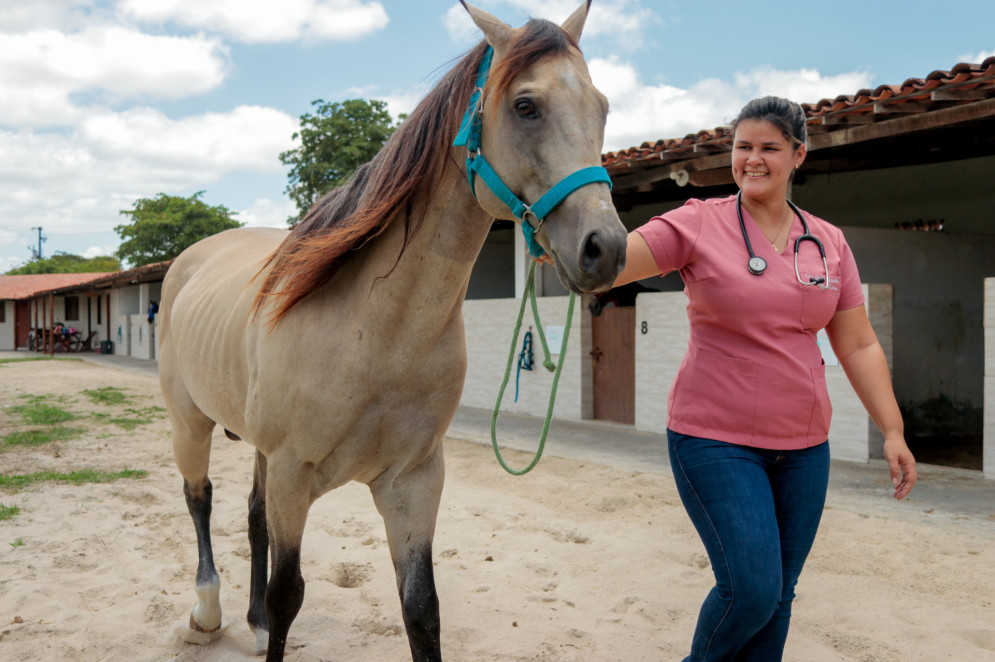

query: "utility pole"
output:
29 226 46 260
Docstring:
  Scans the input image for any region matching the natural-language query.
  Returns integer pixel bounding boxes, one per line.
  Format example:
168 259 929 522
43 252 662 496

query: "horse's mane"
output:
253 19 578 325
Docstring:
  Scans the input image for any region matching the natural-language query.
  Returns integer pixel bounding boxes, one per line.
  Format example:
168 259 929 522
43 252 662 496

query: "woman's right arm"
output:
613 231 661 287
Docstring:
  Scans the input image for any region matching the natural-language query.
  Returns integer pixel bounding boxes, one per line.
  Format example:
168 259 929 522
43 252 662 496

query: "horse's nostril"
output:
581 232 604 270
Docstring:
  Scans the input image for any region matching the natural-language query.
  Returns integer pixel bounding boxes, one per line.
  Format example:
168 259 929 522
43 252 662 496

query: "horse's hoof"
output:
252 628 269 656
175 615 225 645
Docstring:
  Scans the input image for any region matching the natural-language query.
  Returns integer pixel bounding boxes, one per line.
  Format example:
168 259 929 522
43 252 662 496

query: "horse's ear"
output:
561 0 592 42
460 0 513 52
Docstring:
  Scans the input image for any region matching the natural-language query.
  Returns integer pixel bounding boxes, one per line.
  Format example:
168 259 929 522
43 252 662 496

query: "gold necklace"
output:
766 206 792 253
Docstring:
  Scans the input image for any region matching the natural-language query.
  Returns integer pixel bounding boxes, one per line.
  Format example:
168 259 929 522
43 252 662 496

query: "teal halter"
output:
453 46 613 258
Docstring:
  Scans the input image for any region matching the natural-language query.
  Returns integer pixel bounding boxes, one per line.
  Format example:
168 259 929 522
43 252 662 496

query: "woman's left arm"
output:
825 305 917 500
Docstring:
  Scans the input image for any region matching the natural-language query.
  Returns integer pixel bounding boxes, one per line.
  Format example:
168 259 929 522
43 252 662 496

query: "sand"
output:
1 358 993 661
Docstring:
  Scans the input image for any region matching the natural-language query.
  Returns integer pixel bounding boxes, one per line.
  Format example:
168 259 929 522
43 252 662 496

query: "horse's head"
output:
460 0 626 294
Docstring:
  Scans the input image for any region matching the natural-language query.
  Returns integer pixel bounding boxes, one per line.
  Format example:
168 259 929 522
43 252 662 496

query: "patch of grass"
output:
0 357 81 368
0 503 20 521
108 417 148 431
0 357 55 366
10 395 77 425
2 426 87 449
0 469 148 493
10 538 25 548
81 386 131 406
108 406 166 431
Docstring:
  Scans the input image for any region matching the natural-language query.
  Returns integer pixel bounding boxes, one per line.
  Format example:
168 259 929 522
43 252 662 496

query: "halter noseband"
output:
452 46 613 258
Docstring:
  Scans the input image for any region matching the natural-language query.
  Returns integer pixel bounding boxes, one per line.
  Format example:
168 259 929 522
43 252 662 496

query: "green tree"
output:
115 192 242 267
280 98 399 224
4 253 121 275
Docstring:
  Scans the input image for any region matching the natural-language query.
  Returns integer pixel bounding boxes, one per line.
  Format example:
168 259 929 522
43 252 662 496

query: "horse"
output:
157 2 626 660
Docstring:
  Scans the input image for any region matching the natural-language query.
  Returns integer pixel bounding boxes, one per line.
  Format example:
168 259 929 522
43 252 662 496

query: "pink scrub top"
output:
636 195 865 450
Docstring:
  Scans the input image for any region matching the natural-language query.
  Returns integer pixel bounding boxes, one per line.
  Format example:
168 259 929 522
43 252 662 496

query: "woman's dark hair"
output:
731 96 807 148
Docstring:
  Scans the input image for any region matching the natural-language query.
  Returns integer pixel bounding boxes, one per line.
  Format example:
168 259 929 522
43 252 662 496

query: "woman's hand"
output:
884 435 917 500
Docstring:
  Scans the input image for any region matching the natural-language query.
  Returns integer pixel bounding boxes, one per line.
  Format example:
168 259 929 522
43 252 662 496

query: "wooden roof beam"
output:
873 101 933 114
821 113 876 125
693 142 731 154
809 96 995 151
609 151 732 191
931 88 991 101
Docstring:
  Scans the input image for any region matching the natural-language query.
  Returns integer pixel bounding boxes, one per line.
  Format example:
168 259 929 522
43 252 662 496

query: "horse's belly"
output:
246 346 467 488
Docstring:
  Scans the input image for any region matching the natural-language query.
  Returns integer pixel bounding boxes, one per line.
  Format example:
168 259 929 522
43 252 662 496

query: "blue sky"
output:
1 0 993 271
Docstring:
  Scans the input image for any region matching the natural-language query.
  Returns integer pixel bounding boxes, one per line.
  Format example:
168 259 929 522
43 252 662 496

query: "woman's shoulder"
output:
798 206 842 231
660 194 736 220
797 206 852 250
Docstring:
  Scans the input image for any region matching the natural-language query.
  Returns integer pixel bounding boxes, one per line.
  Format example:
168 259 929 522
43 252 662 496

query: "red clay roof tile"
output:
603 58 995 170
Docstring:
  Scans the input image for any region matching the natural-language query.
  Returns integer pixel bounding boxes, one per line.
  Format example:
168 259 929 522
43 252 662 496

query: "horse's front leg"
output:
370 445 445 662
262 458 314 662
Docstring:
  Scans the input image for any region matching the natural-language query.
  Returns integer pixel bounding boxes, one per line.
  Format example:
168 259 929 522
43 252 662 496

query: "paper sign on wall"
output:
545 325 564 355
817 329 839 366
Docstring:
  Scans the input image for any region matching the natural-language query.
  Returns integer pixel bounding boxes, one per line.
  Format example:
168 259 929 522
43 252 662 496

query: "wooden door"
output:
591 306 635 424
14 301 30 349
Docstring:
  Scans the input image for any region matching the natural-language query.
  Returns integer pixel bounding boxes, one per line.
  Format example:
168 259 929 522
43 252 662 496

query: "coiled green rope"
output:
490 260 576 475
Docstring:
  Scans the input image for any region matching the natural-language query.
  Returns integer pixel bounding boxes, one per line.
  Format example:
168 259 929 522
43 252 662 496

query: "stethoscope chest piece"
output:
748 256 767 276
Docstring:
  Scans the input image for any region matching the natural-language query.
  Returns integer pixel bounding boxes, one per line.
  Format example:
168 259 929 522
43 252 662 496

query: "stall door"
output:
591 306 635 424
14 301 30 349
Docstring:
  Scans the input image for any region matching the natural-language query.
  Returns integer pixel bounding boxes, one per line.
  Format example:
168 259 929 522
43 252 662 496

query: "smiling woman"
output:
610 95 916 662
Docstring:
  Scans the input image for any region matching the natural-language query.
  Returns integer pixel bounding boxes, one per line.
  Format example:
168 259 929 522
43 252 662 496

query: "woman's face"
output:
731 119 805 204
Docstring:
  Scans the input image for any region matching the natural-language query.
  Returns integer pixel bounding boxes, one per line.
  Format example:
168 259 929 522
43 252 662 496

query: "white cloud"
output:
237 198 298 229
501 0 657 43
83 244 119 259
0 0 99 32
444 0 658 47
119 0 389 43
590 57 874 152
80 105 298 172
733 66 873 107
0 27 228 127
443 4 479 44
958 49 995 63
0 105 298 243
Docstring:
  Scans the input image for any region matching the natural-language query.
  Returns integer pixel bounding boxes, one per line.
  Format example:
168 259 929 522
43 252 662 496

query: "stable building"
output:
461 57 995 478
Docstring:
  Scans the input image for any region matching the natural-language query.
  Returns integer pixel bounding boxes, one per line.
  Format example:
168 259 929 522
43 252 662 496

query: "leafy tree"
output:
4 253 121 275
115 192 242 267
280 98 399 224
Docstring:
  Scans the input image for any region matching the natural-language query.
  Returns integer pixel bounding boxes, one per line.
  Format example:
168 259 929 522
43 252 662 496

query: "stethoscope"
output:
736 191 829 289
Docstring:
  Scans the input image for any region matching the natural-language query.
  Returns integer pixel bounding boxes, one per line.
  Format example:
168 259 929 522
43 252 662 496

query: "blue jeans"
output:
668 430 830 662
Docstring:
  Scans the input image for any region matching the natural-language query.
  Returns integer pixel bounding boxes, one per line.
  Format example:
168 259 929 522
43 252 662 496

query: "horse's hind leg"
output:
246 450 270 655
163 385 222 642
370 446 445 662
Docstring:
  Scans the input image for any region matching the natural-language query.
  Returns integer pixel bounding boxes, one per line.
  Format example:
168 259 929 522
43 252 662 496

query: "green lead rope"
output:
490 261 576 475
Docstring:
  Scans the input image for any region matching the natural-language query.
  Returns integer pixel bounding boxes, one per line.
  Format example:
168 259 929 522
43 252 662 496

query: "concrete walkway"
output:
4 349 992 530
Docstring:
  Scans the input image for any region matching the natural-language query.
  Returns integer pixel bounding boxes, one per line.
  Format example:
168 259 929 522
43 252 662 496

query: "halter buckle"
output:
521 206 543 234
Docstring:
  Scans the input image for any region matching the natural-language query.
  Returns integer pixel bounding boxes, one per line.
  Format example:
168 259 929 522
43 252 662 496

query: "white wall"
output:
109 288 137 355
0 301 13 350
462 295 586 421
985 278 994 479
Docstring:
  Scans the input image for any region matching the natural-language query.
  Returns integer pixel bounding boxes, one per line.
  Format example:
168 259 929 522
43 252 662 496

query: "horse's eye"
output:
515 98 538 118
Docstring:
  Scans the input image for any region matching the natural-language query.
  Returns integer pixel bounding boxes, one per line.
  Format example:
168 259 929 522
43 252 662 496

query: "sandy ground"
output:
1 358 994 662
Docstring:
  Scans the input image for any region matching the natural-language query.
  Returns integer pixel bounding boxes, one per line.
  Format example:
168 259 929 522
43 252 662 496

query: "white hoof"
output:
191 580 222 632
251 627 269 656
175 618 226 645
